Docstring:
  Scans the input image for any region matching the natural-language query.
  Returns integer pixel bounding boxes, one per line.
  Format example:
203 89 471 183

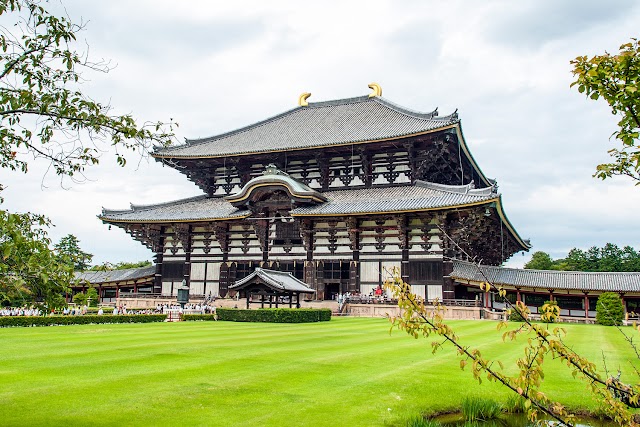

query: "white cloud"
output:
3 0 640 267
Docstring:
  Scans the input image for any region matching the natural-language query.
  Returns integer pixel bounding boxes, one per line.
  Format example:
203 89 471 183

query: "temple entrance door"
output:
324 283 340 301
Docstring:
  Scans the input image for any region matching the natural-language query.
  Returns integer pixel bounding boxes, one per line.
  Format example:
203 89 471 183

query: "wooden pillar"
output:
215 224 230 297
516 288 521 303
262 220 270 263
620 293 626 316
548 290 554 302
441 218 455 301
394 214 410 284
153 232 164 294
183 224 192 288
584 293 589 319
116 285 120 299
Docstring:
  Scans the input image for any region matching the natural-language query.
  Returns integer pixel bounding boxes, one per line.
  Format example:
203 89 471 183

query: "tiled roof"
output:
99 182 497 223
100 195 250 222
75 266 156 285
291 181 497 215
153 95 458 158
451 260 640 292
226 165 327 205
230 268 315 293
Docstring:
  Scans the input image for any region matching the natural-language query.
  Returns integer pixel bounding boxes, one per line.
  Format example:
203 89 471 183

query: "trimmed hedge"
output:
214 308 331 323
0 314 167 328
182 314 218 322
596 292 625 326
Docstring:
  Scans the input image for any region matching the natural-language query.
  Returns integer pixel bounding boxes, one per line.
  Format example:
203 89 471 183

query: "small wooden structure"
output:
229 268 315 309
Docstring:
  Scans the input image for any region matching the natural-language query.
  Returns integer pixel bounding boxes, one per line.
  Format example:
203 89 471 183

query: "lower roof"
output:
75 266 156 285
100 182 497 222
452 260 640 293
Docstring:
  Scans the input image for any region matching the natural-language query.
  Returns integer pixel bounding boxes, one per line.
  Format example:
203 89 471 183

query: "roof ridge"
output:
453 259 640 276
172 96 373 148
415 180 498 196
171 105 303 149
158 95 450 152
101 194 208 215
373 97 443 120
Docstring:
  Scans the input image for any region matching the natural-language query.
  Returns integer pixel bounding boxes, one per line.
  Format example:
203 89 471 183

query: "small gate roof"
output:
230 268 315 294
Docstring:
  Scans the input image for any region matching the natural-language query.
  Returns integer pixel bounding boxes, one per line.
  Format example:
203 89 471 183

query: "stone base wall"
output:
347 304 482 320
115 297 339 311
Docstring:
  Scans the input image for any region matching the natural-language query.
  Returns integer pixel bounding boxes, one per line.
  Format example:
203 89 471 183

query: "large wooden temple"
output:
99 85 531 302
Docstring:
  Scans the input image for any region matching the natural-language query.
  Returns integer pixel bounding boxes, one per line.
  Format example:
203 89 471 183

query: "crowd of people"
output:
0 307 42 316
337 286 393 311
156 303 216 314
1 302 217 317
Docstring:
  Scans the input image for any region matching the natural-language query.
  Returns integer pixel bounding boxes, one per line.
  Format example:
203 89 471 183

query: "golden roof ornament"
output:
298 92 311 107
368 82 382 98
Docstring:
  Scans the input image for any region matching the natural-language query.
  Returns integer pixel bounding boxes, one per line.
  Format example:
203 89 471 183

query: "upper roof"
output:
451 260 640 292
230 268 315 293
75 266 156 285
152 95 459 159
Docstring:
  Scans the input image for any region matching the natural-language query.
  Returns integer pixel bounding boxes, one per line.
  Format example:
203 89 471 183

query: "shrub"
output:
72 292 87 306
182 314 218 322
596 292 624 326
461 396 502 421
0 314 167 328
508 309 525 322
215 308 331 323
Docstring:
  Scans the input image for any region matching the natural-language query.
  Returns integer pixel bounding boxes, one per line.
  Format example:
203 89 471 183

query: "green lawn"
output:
0 318 636 426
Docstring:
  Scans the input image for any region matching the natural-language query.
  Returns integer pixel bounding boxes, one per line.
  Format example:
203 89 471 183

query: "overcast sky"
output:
2 0 639 268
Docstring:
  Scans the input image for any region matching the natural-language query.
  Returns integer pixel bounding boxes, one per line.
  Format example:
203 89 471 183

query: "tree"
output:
88 260 151 271
571 39 640 183
0 0 174 179
0 208 72 309
0 0 174 306
529 245 640 273
563 248 589 271
54 234 92 271
523 251 554 270
596 292 625 326
71 290 86 306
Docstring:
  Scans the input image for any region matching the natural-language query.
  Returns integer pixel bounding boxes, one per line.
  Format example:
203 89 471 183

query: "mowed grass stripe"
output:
0 318 637 426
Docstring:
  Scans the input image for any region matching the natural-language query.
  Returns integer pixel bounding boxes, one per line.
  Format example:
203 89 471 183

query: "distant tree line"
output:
53 234 151 272
88 260 152 271
524 243 640 272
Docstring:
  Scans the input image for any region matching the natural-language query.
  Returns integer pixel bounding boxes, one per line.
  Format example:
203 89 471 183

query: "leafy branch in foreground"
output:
571 39 640 184
385 270 640 426
386 224 640 426
0 0 176 180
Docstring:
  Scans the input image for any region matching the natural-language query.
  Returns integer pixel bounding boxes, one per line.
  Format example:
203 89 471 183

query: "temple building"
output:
98 85 531 302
